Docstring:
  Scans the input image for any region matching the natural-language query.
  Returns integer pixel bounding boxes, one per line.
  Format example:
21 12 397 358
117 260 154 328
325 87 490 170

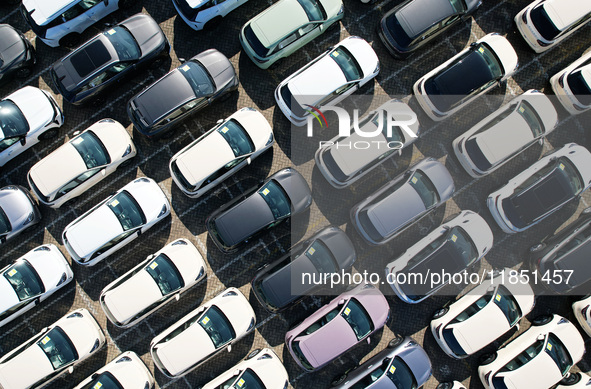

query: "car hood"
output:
8 87 54 136
65 205 124 259
0 342 54 389
368 183 425 238
250 0 308 48
134 69 195 125
155 322 215 376
290 55 348 109
261 254 319 308
103 270 162 324
297 316 358 368
215 194 275 246
27 247 70 290
0 188 33 227
271 168 312 214
448 304 510 355
194 49 236 91
330 131 389 176
120 14 167 59
176 131 235 187
29 144 86 197
473 112 534 166
0 277 19 315
0 25 26 67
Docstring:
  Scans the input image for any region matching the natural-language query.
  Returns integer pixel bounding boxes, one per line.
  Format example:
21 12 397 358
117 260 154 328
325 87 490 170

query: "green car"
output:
239 0 344 69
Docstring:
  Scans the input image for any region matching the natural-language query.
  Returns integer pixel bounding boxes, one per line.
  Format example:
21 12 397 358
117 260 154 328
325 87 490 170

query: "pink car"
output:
285 283 390 371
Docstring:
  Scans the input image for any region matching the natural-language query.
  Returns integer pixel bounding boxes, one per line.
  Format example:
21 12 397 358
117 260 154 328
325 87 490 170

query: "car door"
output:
0 135 26 166
74 0 109 31
53 167 104 204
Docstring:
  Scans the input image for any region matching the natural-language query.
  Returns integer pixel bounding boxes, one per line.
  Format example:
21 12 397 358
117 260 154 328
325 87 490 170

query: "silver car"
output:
453 90 558 178
350 158 455 245
315 99 420 188
0 185 41 245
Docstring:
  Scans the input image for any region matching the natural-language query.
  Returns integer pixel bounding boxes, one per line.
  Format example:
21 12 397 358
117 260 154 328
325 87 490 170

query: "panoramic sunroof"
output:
71 40 111 78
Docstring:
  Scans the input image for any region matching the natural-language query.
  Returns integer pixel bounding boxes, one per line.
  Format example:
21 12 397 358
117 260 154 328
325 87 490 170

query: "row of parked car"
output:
0 0 591 388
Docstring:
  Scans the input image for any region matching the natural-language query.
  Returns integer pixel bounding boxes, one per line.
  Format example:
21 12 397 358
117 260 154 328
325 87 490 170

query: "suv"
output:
21 0 135 47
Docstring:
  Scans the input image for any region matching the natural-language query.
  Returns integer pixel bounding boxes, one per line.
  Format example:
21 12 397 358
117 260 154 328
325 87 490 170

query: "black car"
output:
529 207 591 294
378 0 481 59
0 24 35 85
251 226 356 312
50 13 170 105
207 168 312 253
127 49 238 138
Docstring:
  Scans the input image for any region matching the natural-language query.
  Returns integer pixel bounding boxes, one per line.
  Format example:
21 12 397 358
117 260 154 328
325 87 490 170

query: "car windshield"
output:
305 240 338 273
530 4 561 41
408 170 439 208
71 131 110 169
199 305 236 348
224 368 265 389
385 357 418 389
475 43 504 79
545 333 573 375
0 206 11 234
37 327 79 370
567 70 591 106
493 285 522 326
78 371 123 389
179 60 215 97
297 0 326 21
514 100 544 137
3 259 44 301
341 298 373 340
104 26 141 61
217 120 255 158
106 190 146 231
329 47 363 82
0 100 29 152
145 253 184 296
258 180 291 220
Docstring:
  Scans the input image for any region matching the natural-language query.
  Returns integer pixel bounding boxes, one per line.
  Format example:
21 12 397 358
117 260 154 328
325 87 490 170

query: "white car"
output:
72 351 154 389
385 210 493 304
169 107 274 198
100 238 207 328
315 99 420 188
437 382 466 389
0 86 64 168
0 185 41 245
201 348 289 389
430 270 535 359
274 36 379 126
515 0 591 53
21 0 135 47
453 90 558 178
478 314 585 389
0 308 106 389
28 119 137 209
172 0 248 31
572 295 591 337
150 287 256 378
413 33 518 121
62 177 170 266
550 48 591 115
556 372 591 388
0 244 73 328
487 143 591 234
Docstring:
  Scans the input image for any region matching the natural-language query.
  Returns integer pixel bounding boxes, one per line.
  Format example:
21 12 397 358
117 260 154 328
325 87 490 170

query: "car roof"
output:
22 0 79 26
542 0 591 32
250 0 309 48
395 0 457 40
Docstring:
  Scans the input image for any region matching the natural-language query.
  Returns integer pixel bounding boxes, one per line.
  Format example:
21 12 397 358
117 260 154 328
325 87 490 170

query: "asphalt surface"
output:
0 0 591 388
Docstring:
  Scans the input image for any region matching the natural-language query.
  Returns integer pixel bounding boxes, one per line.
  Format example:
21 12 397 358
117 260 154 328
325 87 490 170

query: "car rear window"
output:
244 24 269 57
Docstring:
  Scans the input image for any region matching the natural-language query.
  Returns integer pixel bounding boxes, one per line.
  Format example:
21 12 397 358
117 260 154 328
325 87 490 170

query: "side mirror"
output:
338 298 346 305
0 235 6 244
179 58 186 64
216 119 224 124
72 130 81 137
227 344 232 352
233 369 240 376
101 169 106 177
104 0 108 5
20 138 26 146
537 334 545 341
246 157 252 165
175 293 180 301
68 366 74 374
366 337 371 344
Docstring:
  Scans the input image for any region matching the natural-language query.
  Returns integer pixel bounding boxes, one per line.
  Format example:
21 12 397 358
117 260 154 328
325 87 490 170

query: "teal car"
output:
239 0 344 69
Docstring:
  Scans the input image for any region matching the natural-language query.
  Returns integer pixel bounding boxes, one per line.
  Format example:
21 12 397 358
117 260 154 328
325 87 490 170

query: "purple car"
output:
285 283 390 372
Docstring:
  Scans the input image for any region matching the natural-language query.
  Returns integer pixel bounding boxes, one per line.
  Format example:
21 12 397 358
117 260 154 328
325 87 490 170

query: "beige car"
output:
27 119 136 208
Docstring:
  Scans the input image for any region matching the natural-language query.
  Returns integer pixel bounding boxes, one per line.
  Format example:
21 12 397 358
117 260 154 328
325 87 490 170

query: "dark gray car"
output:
0 24 36 85
378 0 481 58
207 168 312 253
529 207 591 294
331 336 432 388
251 226 356 312
50 13 170 105
128 49 239 139
351 158 455 245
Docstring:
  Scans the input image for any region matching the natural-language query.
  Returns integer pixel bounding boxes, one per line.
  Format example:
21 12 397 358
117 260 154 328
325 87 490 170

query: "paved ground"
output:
1 0 591 388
